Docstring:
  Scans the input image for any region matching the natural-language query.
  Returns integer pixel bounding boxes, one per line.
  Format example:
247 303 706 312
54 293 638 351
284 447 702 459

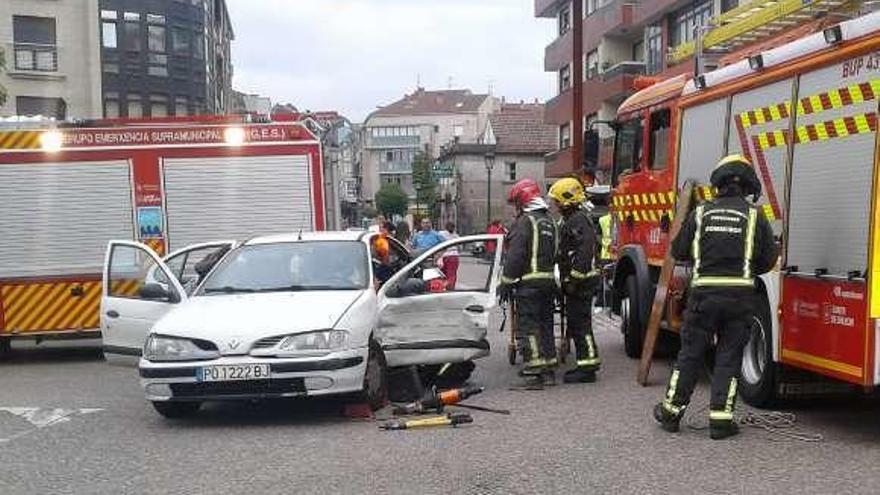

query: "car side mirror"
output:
140 283 180 303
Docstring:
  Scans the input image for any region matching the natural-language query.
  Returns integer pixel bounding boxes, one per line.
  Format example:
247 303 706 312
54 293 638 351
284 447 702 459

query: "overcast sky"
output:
227 0 556 123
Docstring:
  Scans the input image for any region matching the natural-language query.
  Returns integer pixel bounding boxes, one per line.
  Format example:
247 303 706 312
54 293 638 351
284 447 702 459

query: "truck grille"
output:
170 378 306 398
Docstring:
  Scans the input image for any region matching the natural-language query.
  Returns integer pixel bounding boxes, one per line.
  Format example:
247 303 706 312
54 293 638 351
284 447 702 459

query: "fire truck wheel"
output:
152 401 202 419
739 294 777 408
622 275 644 359
0 337 11 357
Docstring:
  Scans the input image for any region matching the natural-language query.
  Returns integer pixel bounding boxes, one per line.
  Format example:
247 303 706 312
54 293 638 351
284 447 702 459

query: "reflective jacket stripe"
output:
709 411 734 421
743 208 757 279
692 277 754 287
522 272 554 281
692 205 704 276
528 215 539 274
570 269 599 280
599 214 612 260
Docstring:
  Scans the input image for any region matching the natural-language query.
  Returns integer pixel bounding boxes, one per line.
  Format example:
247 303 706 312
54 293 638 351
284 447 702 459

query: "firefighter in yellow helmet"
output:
654 154 778 440
548 177 601 383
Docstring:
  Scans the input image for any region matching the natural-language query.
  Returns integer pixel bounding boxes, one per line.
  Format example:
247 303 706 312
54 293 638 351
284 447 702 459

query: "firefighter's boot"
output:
563 367 597 383
510 373 544 391
653 403 683 433
542 369 557 387
709 418 740 440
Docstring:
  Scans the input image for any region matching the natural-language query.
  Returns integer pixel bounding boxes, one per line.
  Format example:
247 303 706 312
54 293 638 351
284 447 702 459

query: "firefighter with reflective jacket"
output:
499 178 559 389
654 155 778 440
549 178 602 383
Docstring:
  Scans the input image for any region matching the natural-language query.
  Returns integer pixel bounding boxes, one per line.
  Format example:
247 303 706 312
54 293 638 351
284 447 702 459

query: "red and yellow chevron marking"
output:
755 112 878 150
142 238 167 257
0 130 42 150
0 279 143 334
797 80 880 116
738 79 880 129
612 191 676 223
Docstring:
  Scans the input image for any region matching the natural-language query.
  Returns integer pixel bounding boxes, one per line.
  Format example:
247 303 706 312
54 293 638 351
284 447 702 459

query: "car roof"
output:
245 230 369 245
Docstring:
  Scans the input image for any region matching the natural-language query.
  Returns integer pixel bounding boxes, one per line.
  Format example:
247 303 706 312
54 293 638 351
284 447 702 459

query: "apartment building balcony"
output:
364 135 421 149
535 0 568 18
379 161 413 174
631 0 684 28
544 1 636 72
544 61 644 125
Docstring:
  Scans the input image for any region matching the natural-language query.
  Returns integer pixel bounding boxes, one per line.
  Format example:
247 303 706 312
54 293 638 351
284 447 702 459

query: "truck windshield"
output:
613 118 643 184
200 241 369 294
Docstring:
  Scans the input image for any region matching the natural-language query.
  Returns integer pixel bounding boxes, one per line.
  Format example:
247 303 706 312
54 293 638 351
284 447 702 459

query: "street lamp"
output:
484 151 495 228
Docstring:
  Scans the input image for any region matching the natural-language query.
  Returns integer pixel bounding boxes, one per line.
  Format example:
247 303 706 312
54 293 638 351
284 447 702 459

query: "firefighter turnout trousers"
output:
516 280 558 373
564 279 600 371
662 288 754 422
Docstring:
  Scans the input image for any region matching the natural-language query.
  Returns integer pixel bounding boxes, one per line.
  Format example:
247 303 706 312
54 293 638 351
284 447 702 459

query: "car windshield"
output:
199 241 368 294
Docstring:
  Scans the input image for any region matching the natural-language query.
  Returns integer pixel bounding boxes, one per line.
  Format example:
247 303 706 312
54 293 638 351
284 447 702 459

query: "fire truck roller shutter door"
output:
162 155 314 251
678 98 729 194
726 78 795 233
786 63 878 277
0 161 134 278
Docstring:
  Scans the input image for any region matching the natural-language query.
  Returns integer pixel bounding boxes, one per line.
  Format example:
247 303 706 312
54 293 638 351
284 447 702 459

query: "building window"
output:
559 64 572 93
12 16 57 72
193 33 205 59
559 123 571 150
585 50 599 79
649 109 671 170
17 96 66 119
150 95 169 117
632 40 644 62
505 162 517 182
558 5 571 36
453 124 464 137
123 13 141 51
104 92 120 118
645 23 663 75
102 21 118 48
722 0 738 13
385 151 394 162
148 53 168 77
103 63 119 73
127 94 143 118
148 25 166 53
586 0 599 15
172 28 190 54
670 1 713 48
175 96 189 116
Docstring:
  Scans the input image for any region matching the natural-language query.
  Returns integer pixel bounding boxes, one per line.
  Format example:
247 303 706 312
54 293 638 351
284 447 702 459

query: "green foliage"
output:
0 47 6 107
374 183 409 217
411 151 438 214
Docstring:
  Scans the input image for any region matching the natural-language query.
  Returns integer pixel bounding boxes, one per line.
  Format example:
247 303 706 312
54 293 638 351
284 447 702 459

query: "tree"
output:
374 183 409 218
0 47 6 107
411 151 439 217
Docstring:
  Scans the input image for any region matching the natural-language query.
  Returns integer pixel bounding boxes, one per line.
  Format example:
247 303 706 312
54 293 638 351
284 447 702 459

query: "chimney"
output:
501 96 506 104
534 97 539 104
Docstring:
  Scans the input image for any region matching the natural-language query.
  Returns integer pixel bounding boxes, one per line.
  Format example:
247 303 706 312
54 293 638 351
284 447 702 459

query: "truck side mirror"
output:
584 129 600 170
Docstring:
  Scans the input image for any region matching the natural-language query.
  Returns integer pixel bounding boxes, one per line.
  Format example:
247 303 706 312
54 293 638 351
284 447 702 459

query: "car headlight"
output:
277 330 349 353
144 335 220 362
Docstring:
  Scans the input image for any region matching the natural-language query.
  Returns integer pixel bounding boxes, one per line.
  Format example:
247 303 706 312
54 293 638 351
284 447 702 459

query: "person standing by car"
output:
410 218 445 253
653 155 777 440
485 219 505 260
549 178 601 384
498 179 558 390
438 222 460 290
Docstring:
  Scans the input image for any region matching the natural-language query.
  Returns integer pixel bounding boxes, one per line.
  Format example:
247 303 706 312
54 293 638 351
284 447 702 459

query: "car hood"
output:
152 290 367 350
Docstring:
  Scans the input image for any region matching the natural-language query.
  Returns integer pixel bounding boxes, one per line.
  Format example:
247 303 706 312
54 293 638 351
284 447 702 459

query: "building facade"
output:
536 0 854 179
362 88 500 208
437 103 556 235
98 0 234 118
0 0 102 119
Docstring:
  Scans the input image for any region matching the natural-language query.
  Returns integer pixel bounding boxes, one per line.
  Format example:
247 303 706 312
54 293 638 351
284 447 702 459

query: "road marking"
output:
0 407 104 443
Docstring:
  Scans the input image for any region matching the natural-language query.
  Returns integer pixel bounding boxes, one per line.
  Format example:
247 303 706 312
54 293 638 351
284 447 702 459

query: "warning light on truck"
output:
40 131 63 152
224 127 246 146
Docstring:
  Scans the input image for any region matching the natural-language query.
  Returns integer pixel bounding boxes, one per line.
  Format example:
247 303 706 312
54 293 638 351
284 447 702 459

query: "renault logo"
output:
227 339 242 350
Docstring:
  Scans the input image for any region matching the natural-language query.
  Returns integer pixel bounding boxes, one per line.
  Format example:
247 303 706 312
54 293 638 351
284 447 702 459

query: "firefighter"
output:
548 178 601 383
584 184 613 264
498 178 559 389
654 154 778 440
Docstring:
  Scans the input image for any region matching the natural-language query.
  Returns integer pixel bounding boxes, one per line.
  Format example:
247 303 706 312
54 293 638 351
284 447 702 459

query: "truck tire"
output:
622 275 645 359
359 339 388 411
152 401 201 418
0 337 11 358
739 294 778 408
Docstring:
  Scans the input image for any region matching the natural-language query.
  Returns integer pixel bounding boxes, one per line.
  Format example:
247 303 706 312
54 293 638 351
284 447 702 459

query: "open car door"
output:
101 241 188 364
376 234 504 367
159 240 237 295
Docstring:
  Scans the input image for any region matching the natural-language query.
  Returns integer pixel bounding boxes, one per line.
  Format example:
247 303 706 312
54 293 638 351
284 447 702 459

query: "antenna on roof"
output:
416 72 421 89
488 78 495 96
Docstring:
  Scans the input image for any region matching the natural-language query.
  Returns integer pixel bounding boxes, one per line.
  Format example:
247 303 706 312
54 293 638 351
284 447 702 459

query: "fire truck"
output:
0 116 325 353
593 11 880 406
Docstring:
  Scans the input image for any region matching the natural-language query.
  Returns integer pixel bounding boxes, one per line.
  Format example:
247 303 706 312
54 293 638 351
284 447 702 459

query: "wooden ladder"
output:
637 180 696 386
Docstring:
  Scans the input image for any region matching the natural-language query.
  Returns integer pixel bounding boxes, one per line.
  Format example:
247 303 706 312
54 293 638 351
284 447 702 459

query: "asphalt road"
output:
2 268 880 493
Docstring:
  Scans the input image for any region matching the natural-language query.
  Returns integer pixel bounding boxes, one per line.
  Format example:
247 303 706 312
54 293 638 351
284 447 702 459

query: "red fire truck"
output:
595 12 880 406
0 117 325 353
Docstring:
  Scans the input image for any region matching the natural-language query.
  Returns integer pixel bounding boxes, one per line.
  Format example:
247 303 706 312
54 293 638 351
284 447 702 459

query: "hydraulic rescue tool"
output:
379 412 473 430
392 385 509 415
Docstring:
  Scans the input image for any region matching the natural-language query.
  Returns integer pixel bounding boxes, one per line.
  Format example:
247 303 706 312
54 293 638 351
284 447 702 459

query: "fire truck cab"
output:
596 12 880 406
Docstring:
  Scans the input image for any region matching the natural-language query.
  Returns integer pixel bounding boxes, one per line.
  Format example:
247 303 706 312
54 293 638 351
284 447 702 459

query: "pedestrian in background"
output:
486 219 506 260
395 220 410 245
410 218 444 253
438 222 460 289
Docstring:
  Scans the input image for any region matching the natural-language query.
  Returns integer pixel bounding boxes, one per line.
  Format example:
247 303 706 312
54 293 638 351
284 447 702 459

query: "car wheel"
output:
740 294 778 408
151 401 201 418
360 339 388 411
622 275 644 359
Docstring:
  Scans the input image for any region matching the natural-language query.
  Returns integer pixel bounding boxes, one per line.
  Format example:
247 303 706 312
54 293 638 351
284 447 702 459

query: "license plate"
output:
197 364 271 382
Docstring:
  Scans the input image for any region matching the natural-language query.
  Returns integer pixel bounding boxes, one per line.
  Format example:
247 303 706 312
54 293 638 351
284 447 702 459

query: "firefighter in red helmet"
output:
499 178 559 389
